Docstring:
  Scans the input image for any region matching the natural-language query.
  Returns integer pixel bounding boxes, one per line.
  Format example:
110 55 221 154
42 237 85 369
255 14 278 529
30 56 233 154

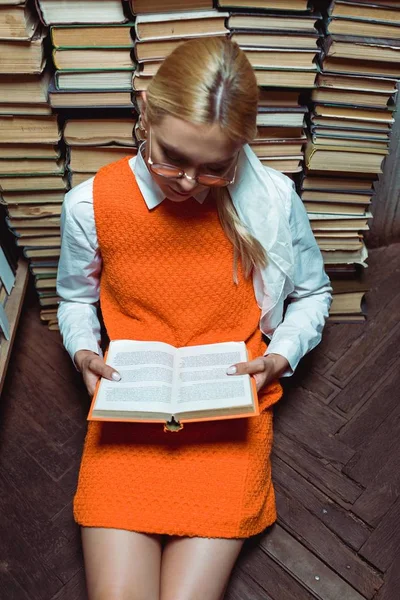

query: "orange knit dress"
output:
73 157 284 539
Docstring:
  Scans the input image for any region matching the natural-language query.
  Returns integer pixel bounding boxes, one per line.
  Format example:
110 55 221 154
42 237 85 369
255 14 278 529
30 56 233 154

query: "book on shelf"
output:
134 37 229 62
250 138 306 157
5 203 62 218
231 32 320 50
0 115 60 144
64 118 137 146
258 89 301 106
67 145 137 173
311 128 390 141
260 155 303 173
256 125 305 138
217 0 312 10
129 0 214 14
326 17 400 40
311 88 395 109
30 256 59 267
51 24 134 48
69 172 95 187
6 217 60 237
312 104 395 124
311 136 389 151
327 1 400 24
31 265 58 276
35 277 56 289
321 34 400 64
227 12 321 33
302 190 372 203
0 69 52 104
48 84 134 109
257 105 307 127
321 243 368 266
35 0 127 25
0 30 46 74
39 307 58 319
244 47 320 69
309 216 370 231
55 69 134 91
302 175 375 192
311 116 391 131
15 235 60 247
305 142 386 173
302 201 370 215
88 339 259 429
0 103 53 116
0 158 64 176
321 57 400 78
134 10 229 42
0 144 60 160
316 72 398 94
329 286 367 321
254 68 318 88
0 175 67 192
314 232 364 250
0 2 40 40
52 48 135 70
23 246 60 258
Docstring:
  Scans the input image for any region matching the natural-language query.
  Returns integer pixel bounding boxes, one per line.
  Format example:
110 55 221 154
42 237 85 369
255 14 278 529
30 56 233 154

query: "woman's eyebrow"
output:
160 141 234 166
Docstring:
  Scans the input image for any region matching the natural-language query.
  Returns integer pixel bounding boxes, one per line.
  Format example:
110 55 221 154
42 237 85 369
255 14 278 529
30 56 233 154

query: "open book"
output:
88 340 259 431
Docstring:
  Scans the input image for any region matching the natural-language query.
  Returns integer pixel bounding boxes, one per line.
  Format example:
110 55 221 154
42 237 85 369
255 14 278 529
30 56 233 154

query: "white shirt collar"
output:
129 142 209 210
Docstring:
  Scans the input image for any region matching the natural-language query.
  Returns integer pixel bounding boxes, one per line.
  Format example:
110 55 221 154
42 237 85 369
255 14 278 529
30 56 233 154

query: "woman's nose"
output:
178 171 198 192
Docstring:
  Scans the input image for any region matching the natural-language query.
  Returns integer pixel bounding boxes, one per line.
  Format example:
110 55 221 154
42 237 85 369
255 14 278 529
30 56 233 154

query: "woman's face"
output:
143 114 243 203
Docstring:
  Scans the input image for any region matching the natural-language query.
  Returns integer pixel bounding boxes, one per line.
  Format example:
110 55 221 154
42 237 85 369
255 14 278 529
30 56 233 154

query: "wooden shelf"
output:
0 258 29 397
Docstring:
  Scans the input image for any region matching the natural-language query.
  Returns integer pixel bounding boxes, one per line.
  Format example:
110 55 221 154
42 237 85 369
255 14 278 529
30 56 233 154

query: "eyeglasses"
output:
146 128 238 188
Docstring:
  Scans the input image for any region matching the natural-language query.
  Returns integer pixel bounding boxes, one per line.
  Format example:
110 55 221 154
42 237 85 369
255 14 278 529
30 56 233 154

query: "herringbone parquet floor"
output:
0 243 399 600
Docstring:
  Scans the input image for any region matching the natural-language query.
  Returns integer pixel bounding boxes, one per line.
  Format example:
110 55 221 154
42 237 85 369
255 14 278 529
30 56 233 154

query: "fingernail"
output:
226 366 237 375
112 372 121 381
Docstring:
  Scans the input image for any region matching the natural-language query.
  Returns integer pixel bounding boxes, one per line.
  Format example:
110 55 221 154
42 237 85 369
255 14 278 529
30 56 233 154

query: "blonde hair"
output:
145 36 268 283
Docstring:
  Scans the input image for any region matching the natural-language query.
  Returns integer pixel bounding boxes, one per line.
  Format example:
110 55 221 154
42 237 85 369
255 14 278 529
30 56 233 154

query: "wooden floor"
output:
0 242 399 600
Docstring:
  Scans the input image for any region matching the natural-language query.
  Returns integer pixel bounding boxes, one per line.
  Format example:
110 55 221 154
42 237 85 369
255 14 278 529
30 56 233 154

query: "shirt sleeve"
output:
56 179 104 371
264 184 333 377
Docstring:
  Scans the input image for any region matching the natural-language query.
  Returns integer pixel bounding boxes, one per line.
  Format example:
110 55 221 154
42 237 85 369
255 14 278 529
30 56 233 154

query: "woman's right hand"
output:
74 350 121 397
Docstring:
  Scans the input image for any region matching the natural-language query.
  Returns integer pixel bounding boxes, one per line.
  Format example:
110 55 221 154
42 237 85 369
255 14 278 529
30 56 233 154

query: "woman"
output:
57 37 332 600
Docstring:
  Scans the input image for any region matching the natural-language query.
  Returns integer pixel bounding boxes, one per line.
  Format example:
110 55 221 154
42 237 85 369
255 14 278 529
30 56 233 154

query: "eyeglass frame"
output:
145 127 239 188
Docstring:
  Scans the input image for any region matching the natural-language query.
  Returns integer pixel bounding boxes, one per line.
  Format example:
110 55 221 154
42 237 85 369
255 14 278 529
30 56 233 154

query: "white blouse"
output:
56 144 333 378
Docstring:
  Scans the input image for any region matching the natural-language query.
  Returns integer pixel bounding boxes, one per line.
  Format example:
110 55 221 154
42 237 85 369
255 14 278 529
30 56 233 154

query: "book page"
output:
174 341 253 414
93 340 176 415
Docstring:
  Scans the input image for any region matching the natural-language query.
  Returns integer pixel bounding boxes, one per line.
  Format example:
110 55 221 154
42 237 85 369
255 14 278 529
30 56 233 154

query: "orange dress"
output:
73 157 283 538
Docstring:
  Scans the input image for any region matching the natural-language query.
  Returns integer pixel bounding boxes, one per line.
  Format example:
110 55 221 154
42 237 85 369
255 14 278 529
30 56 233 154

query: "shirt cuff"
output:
263 339 301 378
67 338 103 372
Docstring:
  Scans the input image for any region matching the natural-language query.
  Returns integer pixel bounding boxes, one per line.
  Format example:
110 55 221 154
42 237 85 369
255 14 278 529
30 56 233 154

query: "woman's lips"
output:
169 186 192 197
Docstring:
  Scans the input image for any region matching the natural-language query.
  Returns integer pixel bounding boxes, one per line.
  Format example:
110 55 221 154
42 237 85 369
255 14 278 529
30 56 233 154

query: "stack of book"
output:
40 0 135 110
223 2 322 176
64 116 138 188
132 8 230 92
0 1 66 326
251 89 307 175
302 0 400 321
225 4 321 89
0 114 64 325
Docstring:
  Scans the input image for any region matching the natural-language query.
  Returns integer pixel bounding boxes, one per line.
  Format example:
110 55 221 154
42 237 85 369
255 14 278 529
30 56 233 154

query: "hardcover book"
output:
88 340 259 430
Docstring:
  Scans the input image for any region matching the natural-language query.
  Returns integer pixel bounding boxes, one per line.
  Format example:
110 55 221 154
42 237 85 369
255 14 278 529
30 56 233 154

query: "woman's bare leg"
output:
81 526 163 600
159 535 245 600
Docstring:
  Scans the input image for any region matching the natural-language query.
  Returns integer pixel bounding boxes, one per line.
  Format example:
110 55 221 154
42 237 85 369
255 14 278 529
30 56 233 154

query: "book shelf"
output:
0 258 29 397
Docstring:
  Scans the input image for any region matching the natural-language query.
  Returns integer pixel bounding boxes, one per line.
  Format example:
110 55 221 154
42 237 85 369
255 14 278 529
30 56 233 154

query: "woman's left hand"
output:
226 353 290 392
